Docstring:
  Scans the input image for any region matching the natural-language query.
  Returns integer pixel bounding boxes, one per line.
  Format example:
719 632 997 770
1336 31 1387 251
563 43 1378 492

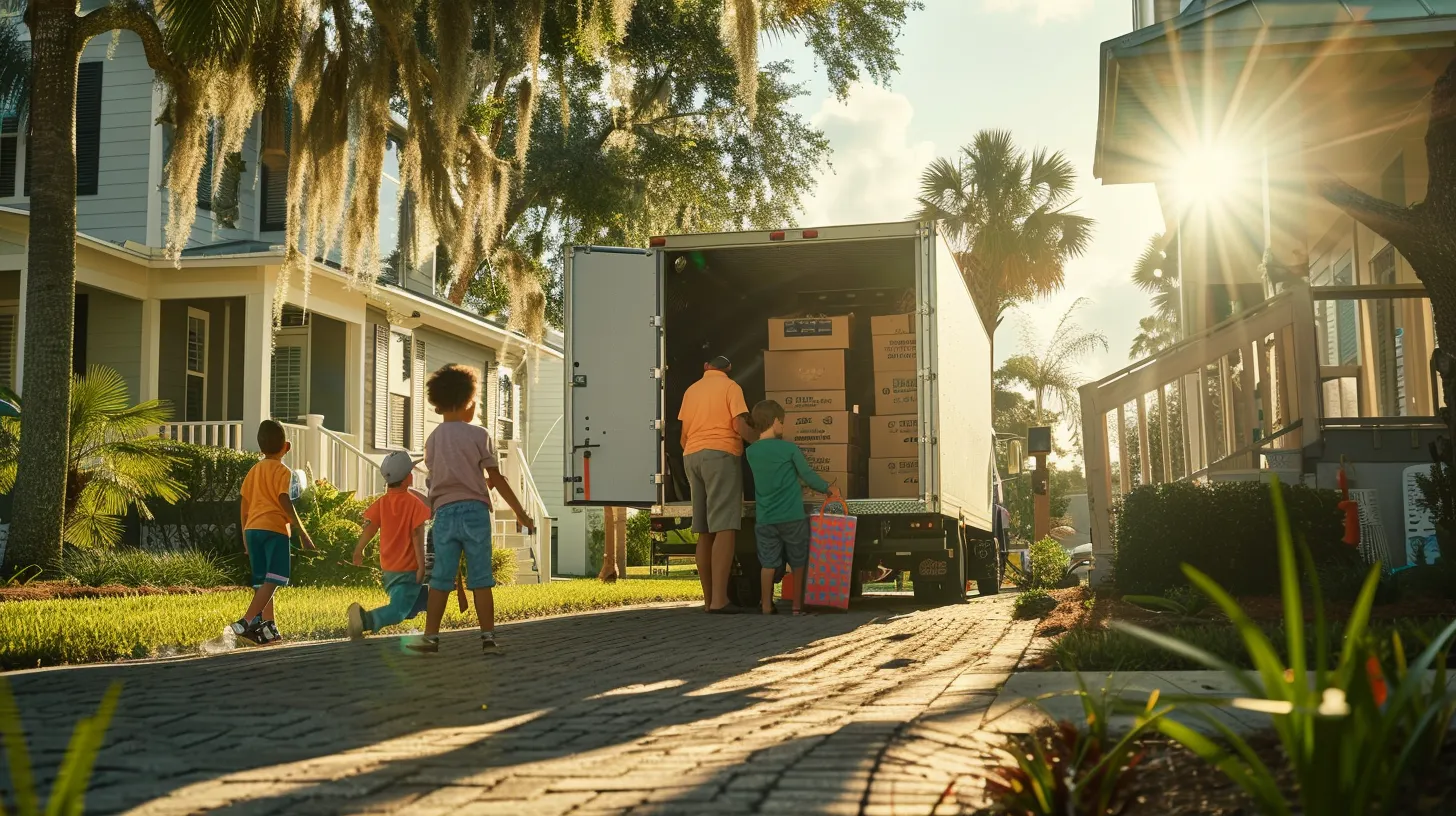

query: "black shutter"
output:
0 115 17 198
25 63 102 196
75 62 102 196
260 160 287 231
197 126 214 209
73 294 89 376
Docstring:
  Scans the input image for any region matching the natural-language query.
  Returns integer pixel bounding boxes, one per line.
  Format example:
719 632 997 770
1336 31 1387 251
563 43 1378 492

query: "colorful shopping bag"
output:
804 498 857 610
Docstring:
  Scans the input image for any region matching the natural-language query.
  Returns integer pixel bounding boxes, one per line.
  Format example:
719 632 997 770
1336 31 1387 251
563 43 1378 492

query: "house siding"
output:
74 34 153 245
79 287 141 401
417 327 493 442
522 352 586 575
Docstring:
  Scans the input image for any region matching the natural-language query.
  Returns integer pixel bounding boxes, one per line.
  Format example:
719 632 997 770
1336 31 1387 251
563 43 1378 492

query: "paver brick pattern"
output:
5 595 1033 815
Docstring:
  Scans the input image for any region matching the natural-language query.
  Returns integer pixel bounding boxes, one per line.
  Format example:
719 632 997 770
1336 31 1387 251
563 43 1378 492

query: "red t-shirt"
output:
364 489 433 572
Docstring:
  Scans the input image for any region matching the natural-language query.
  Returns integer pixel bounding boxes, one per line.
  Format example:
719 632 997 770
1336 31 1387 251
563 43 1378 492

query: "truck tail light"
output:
802 229 819 239
769 231 785 241
649 237 666 247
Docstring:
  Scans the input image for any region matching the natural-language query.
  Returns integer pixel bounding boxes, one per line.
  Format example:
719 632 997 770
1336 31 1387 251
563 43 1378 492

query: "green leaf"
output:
0 677 38 815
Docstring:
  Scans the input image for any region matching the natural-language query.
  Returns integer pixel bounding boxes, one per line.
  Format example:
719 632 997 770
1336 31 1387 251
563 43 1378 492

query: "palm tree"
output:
996 298 1108 442
915 129 1095 335
1128 232 1180 358
6 0 289 572
0 367 185 555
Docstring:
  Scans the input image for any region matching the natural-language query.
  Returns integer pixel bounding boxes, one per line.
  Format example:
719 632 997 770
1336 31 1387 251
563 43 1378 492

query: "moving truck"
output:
563 221 1002 605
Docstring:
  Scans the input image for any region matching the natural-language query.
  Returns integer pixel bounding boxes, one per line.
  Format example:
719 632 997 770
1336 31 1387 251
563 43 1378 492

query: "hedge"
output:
1113 479 1354 596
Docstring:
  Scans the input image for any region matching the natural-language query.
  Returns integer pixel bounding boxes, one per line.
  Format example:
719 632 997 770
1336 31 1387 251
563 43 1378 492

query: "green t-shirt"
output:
745 438 831 525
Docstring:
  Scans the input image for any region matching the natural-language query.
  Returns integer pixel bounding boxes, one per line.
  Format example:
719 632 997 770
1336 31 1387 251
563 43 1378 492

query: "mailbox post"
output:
1028 426 1052 543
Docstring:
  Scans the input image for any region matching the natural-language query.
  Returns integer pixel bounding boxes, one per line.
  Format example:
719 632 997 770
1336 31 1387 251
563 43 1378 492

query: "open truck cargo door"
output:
564 246 662 507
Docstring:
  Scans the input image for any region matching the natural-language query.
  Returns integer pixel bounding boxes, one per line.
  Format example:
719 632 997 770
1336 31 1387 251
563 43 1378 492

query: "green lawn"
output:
0 579 704 670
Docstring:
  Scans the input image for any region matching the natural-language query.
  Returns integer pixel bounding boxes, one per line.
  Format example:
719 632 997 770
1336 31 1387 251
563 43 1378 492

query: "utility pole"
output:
1029 426 1052 542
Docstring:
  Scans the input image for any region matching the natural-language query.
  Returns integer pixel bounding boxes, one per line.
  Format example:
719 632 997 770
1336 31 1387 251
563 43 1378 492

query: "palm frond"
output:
0 15 29 122
1131 232 1168 293
157 0 276 67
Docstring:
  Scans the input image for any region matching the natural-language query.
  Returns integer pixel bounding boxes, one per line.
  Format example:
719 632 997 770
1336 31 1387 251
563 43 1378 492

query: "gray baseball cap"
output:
380 450 421 484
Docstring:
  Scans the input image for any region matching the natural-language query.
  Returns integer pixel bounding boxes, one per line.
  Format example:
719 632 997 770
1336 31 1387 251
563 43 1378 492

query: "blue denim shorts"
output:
756 519 810 571
429 500 494 591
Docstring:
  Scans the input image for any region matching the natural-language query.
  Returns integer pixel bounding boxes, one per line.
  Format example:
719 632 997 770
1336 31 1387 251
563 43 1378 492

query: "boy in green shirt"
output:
745 400 841 615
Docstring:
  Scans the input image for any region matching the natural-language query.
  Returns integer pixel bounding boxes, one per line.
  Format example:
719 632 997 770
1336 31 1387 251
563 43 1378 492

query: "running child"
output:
347 451 433 640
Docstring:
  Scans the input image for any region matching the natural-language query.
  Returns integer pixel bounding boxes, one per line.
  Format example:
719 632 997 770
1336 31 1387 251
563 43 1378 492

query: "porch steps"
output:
493 507 542 584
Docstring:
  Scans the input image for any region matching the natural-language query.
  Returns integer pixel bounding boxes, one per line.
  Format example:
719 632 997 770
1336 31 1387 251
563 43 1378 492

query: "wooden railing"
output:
495 446 552 581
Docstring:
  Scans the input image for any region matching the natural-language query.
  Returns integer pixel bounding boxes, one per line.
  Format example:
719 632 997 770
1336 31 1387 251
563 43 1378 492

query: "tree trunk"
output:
5 1 79 572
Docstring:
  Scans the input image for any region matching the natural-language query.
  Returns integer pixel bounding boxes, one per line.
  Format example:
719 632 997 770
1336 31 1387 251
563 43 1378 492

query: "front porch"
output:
0 215 554 583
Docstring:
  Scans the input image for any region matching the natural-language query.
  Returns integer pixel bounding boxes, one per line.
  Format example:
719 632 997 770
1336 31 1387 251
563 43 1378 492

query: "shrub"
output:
143 442 258 575
1113 479 1349 595
55 548 236 589
1027 537 1072 590
1014 588 1057 619
492 545 518 586
290 479 374 587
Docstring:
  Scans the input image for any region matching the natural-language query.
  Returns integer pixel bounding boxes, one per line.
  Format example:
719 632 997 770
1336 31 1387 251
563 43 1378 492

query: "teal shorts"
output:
245 529 291 588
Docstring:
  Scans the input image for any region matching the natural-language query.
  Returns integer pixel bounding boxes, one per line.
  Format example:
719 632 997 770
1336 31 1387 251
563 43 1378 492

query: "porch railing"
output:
157 421 246 451
1078 284 1323 583
495 446 552 581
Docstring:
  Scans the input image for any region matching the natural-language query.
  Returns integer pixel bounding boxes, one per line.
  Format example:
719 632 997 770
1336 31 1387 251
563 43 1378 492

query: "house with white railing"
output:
1081 0 1456 582
0 26 588 581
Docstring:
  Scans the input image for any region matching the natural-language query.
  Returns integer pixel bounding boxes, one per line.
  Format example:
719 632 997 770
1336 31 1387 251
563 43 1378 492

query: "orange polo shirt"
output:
679 370 750 456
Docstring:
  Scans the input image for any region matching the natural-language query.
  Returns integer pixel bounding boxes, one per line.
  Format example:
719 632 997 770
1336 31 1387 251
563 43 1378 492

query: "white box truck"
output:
563 220 1002 605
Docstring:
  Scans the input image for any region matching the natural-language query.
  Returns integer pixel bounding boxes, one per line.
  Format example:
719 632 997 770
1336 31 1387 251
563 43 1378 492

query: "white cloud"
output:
798 84 936 228
982 0 1095 25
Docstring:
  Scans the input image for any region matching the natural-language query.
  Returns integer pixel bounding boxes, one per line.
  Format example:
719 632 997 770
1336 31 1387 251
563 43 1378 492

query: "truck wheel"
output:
850 568 865 599
940 540 968 604
975 558 1002 596
727 553 762 609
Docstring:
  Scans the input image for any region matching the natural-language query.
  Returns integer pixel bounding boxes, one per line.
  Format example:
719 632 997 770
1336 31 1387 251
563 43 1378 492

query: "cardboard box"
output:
868 415 919 458
869 457 920 498
873 371 919 415
764 349 846 392
767 315 853 351
797 444 861 474
803 472 863 502
871 333 916 371
768 390 847 412
784 410 860 445
871 313 913 336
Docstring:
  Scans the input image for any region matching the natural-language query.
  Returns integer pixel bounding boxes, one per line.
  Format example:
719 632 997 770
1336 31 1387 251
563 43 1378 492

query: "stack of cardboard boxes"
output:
868 315 919 498
762 315 865 501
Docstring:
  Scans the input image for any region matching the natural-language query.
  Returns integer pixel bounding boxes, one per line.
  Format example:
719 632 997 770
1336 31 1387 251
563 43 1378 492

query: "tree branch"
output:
1315 173 1423 248
75 1 175 81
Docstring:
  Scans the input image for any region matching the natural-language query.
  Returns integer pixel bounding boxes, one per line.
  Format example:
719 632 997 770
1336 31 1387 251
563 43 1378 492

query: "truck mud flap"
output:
914 556 951 581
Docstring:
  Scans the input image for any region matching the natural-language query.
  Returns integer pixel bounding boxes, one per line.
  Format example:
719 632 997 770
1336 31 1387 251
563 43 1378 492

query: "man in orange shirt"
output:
679 355 758 613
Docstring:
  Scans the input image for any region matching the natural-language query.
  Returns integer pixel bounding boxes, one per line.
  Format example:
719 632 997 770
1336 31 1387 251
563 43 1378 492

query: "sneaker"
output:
228 618 264 646
260 620 282 644
481 636 502 656
347 603 366 641
406 635 440 654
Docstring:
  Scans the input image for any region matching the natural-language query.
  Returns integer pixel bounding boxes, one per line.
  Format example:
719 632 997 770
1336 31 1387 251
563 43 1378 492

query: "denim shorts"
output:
756 519 810 571
429 500 494 591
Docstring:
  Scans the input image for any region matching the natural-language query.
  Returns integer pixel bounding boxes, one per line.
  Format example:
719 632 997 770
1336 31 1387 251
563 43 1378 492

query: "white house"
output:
0 26 591 578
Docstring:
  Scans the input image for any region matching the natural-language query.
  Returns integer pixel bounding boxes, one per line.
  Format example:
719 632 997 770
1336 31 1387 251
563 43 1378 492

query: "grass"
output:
0 579 704 670
55 548 236 589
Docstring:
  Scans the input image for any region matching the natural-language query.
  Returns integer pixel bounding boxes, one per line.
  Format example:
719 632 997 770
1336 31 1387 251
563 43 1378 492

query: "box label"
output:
768 391 847 412
873 371 919 416
797 444 860 473
784 411 859 445
869 416 919 458
872 334 917 371
784 318 834 337
764 349 847 391
868 457 920 498
767 315 853 351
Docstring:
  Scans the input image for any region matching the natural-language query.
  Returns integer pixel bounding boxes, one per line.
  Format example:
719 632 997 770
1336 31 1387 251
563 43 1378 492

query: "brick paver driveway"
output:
8 594 1033 815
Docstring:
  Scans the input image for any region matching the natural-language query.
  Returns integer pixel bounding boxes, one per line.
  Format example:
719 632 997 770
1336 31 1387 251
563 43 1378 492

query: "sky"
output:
761 0 1167 402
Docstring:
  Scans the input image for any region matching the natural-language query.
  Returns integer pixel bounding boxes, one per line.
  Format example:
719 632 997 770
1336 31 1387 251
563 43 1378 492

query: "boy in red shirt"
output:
346 451 433 639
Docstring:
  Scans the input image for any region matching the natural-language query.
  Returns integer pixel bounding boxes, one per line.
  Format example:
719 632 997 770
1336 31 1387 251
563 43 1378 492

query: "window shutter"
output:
483 359 498 434
270 346 304 420
260 160 288 231
411 338 426 452
372 324 389 448
0 115 17 198
75 62 102 196
197 126 214 209
0 311 14 390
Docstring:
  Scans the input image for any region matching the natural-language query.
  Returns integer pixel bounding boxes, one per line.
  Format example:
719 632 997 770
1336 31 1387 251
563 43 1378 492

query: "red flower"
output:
1366 656 1388 707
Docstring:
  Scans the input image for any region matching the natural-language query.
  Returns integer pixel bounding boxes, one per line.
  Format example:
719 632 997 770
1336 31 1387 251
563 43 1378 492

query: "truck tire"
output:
727 552 762 609
940 540 968 604
974 559 1001 596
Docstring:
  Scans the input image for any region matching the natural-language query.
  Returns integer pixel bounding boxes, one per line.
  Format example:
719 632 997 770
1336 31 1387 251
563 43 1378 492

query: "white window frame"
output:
185 307 209 421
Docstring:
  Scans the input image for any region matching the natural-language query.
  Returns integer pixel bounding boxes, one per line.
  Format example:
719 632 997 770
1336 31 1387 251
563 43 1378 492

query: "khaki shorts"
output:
684 450 743 533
